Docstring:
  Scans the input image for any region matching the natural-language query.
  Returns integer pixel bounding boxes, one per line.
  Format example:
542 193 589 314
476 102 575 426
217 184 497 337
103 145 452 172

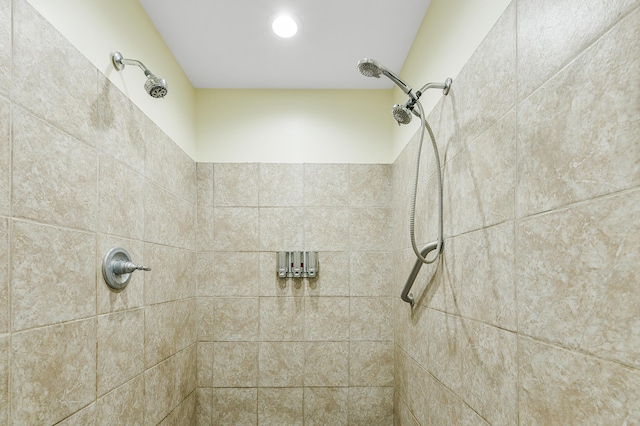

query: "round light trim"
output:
272 15 298 38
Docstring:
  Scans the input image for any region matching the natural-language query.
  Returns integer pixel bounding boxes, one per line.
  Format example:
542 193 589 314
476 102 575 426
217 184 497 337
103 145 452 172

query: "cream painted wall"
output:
391 0 512 159
196 89 393 163
26 0 197 159
24 0 510 164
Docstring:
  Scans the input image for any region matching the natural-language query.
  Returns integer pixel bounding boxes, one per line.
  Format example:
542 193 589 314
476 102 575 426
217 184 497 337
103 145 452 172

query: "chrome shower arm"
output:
417 78 453 96
112 52 149 73
121 58 150 74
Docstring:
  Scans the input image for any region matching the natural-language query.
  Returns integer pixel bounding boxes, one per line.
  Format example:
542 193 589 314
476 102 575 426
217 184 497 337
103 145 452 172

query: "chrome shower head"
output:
112 51 168 98
357 58 452 125
357 58 383 78
392 104 414 125
357 58 414 96
144 71 168 98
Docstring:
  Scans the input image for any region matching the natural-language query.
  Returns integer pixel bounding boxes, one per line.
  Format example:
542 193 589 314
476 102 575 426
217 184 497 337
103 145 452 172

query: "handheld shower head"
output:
357 58 452 125
357 58 414 96
357 58 383 78
112 51 168 98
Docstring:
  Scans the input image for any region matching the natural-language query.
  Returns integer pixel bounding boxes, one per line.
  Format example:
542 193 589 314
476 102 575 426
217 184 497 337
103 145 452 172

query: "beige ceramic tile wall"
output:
0 0 197 424
393 0 640 424
195 162 394 425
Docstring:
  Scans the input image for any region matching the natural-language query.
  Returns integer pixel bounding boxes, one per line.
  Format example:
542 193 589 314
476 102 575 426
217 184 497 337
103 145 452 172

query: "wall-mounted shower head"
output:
144 71 168 98
112 51 168 98
357 58 452 126
392 104 415 125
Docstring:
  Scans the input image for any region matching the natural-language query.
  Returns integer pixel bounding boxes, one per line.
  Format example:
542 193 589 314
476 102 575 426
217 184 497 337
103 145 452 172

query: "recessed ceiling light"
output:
272 14 298 38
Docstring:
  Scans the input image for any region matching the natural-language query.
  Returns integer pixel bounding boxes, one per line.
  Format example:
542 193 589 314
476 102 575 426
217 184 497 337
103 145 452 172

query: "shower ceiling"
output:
138 0 432 90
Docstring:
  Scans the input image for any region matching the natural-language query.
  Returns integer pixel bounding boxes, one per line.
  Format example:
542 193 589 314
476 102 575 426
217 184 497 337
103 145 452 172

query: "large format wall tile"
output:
0 98 8 217
11 319 96 425
145 348 195 426
443 110 516 237
198 251 260 296
11 220 95 331
350 297 392 341
517 7 640 217
196 162 215 252
259 163 304 207
517 189 640 368
0 0 9 98
304 297 349 341
212 342 258 387
144 182 196 250
144 355 176 426
211 388 257 426
304 207 350 251
258 388 303 426
444 0 516 155
304 342 349 386
159 391 196 426
349 252 393 297
97 75 146 175
210 297 259 341
97 309 144 397
517 0 639 100
98 155 145 240
145 122 196 204
96 375 144 426
459 319 518 426
213 163 259 207
349 208 392 251
146 298 195 370
0 218 7 333
144 243 196 305
303 387 348 426
13 0 98 146
518 337 640 425
259 297 304 341
349 164 392 207
0 334 7 425
212 207 259 251
348 387 393 426
258 342 305 387
259 207 304 250
304 163 349 207
51 402 95 426
451 222 516 331
12 108 97 231
349 341 394 387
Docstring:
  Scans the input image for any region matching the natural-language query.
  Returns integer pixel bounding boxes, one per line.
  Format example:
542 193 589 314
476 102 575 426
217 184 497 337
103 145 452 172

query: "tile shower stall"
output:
0 0 638 425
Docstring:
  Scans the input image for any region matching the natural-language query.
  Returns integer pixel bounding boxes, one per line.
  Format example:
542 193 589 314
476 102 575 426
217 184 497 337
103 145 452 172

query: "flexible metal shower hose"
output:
409 100 443 264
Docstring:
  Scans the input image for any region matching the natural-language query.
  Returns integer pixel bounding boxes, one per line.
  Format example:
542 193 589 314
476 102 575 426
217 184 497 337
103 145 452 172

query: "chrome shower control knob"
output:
102 247 151 291
112 260 151 275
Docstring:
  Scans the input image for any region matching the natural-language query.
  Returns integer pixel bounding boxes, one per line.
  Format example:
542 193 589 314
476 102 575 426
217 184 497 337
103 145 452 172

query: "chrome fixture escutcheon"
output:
102 247 151 291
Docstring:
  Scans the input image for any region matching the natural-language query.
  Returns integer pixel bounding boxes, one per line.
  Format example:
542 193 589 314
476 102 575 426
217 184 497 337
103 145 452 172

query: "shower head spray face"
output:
144 72 168 98
357 58 382 78
356 58 414 95
392 104 413 125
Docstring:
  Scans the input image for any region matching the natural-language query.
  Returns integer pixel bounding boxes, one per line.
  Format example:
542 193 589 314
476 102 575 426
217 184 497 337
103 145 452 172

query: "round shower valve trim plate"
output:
102 246 151 291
